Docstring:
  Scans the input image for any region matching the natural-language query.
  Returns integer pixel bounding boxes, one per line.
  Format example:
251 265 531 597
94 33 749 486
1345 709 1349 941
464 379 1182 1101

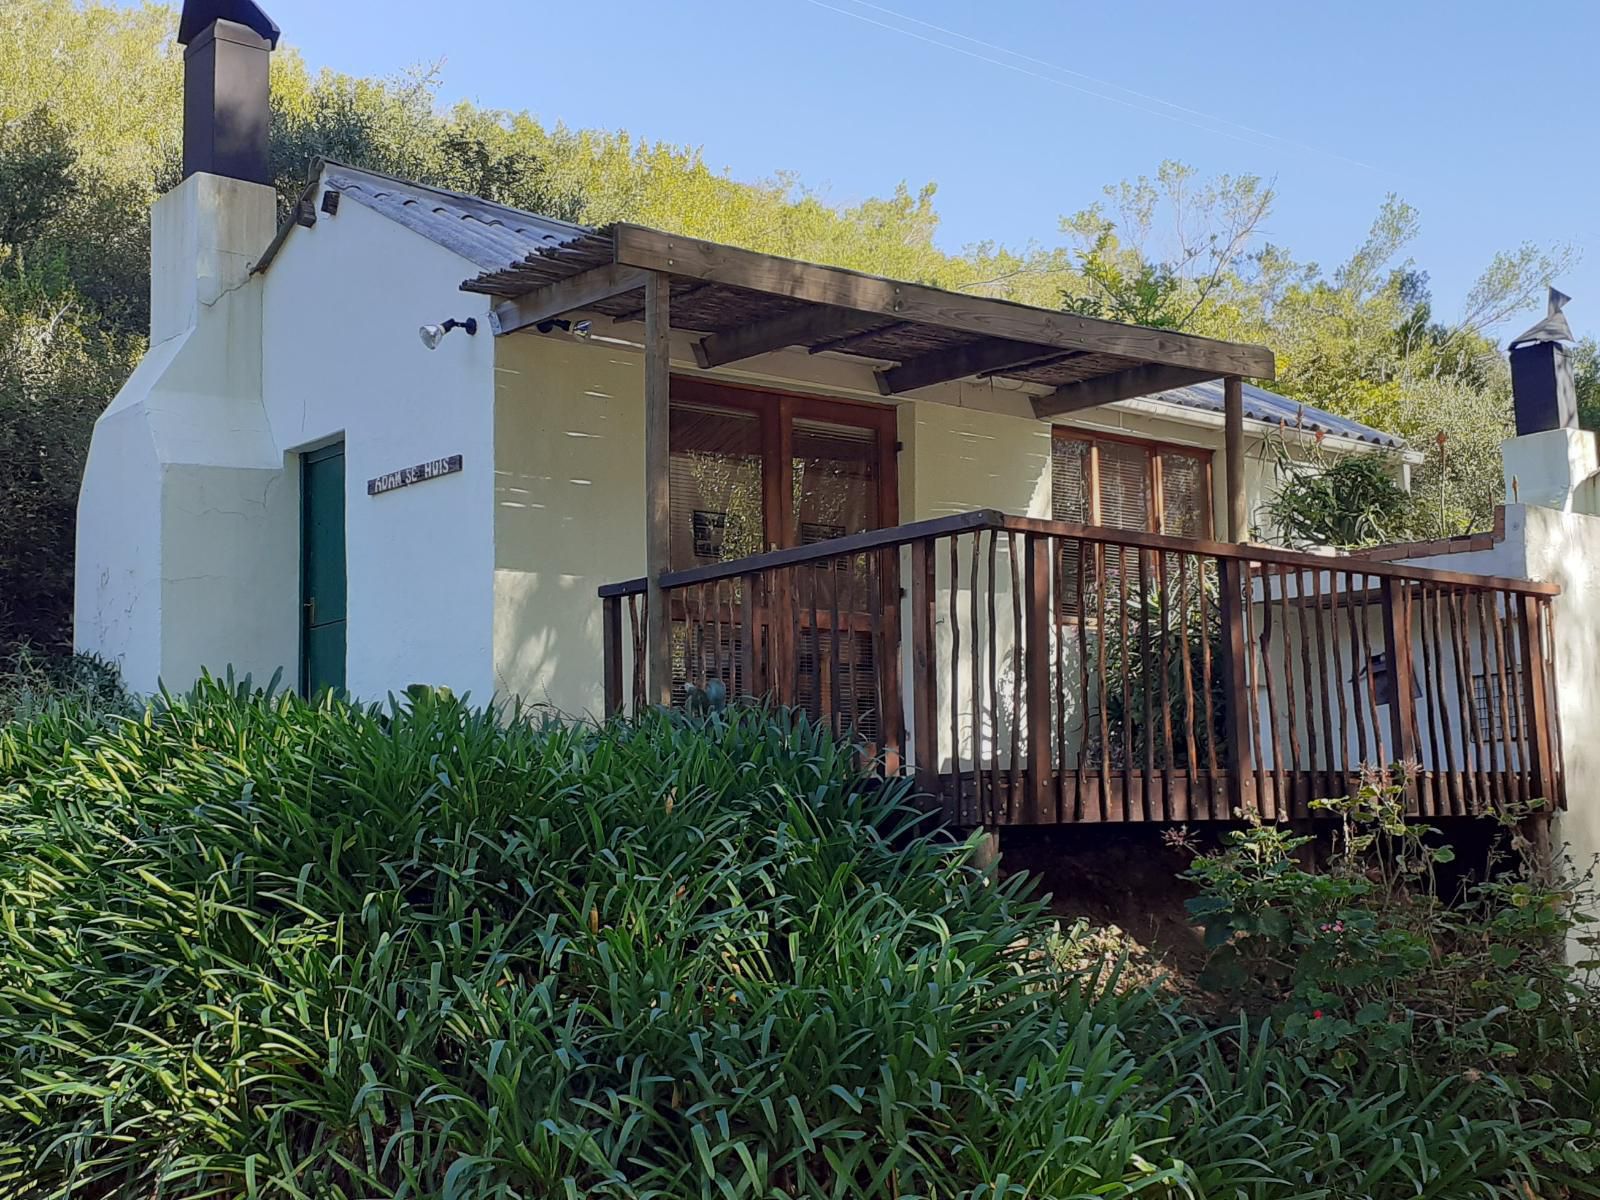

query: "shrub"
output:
1184 764 1600 1101
1 683 1594 1198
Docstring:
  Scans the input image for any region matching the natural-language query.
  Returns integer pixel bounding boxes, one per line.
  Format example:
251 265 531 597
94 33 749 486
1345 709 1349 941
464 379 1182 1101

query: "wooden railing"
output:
600 511 1564 825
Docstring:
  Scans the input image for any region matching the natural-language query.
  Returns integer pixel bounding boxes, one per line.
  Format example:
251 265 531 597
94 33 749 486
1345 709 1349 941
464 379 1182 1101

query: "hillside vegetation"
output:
2 0 1595 653
0 677 1597 1197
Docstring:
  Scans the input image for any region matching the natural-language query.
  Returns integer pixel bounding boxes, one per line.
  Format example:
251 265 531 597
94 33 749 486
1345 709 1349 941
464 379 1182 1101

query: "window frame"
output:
1050 427 1215 538
669 377 899 565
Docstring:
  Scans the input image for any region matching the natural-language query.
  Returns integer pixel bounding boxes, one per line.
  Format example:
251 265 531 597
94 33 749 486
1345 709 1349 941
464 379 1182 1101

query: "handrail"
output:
597 510 1560 598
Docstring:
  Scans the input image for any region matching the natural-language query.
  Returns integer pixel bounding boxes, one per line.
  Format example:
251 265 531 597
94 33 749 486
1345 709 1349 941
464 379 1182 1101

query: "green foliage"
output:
1263 428 1412 548
0 680 1596 1197
1185 765 1600 1100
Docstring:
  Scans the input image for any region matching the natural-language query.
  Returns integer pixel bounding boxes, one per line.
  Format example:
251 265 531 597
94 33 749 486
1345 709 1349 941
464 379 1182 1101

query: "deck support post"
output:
644 271 673 706
1224 375 1247 542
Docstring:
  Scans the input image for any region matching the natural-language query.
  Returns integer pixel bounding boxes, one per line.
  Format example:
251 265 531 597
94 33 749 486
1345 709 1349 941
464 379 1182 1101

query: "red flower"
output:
1313 1010 1324 1019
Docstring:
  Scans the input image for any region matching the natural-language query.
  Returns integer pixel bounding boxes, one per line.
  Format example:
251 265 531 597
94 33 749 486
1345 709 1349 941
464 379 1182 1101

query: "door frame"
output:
299 438 347 696
670 377 899 556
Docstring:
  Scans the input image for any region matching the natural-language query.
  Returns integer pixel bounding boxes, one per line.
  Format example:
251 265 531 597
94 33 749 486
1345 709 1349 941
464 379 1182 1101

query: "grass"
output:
0 676 1594 1198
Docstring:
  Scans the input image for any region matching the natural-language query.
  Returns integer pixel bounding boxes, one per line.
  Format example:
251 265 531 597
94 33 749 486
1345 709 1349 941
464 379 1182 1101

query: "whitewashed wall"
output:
260 182 497 701
491 335 646 718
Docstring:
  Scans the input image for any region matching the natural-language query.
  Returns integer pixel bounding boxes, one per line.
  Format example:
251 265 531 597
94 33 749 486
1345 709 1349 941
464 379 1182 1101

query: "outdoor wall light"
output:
418 317 478 350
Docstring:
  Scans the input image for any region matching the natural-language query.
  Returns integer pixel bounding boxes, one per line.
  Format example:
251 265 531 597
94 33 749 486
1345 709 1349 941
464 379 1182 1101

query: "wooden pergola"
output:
461 224 1276 703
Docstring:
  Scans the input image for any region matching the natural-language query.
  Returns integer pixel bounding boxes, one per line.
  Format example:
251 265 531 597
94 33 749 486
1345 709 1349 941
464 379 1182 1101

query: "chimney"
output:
177 1 281 186
1509 288 1578 435
1501 290 1597 511
149 2 280 343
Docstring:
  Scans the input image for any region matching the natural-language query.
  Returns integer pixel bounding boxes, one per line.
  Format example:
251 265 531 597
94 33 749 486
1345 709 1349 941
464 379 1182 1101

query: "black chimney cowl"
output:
179 1 278 185
1508 288 1579 436
178 0 281 49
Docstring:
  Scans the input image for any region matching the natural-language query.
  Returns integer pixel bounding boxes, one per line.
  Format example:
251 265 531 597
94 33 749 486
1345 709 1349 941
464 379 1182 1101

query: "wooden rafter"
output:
692 304 869 369
491 262 649 336
1032 364 1221 419
612 224 1275 380
808 321 910 355
976 348 1088 379
876 337 1071 395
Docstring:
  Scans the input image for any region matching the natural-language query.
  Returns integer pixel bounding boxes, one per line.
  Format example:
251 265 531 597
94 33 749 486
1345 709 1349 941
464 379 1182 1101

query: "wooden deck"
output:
601 511 1564 826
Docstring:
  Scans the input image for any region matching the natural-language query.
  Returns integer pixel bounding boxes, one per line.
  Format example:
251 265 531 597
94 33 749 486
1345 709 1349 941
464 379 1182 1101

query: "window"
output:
1051 430 1212 617
1472 672 1523 743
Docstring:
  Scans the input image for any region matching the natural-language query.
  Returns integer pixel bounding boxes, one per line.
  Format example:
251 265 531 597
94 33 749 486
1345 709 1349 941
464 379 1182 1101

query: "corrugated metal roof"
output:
259 162 1405 452
322 161 595 274
1153 378 1405 450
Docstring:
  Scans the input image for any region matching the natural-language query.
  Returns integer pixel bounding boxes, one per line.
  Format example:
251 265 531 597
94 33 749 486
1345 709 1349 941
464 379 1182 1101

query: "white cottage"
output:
93 1 1587 845
77 1 1414 720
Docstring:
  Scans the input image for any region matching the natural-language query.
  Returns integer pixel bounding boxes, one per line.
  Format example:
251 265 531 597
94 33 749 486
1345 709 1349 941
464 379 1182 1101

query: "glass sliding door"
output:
667 380 898 729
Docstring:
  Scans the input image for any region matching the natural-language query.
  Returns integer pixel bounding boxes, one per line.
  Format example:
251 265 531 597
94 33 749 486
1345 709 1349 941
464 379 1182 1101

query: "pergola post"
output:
1224 374 1247 542
643 271 673 705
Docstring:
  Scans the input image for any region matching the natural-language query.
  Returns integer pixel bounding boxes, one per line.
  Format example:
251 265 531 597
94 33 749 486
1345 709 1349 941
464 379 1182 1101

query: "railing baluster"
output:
970 533 984 824
1309 567 1336 802
1073 538 1092 822
1217 557 1254 822
829 557 842 737
1491 592 1529 809
630 593 645 715
1487 589 1520 809
1025 533 1054 823
1517 594 1558 814
1243 562 1269 818
1177 552 1198 812
1429 583 1464 816
1294 569 1318 816
1117 547 1136 819
1275 565 1301 819
1472 587 1497 806
1053 536 1071 821
1380 576 1418 813
603 595 623 718
1445 585 1483 814
910 538 938 807
1254 562 1284 822
1156 550 1175 819
1009 531 1025 819
1199 556 1219 801
1096 541 1113 820
1415 583 1446 817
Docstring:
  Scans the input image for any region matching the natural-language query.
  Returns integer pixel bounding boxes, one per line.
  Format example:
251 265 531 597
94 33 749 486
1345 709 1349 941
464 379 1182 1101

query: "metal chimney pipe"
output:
177 2 280 185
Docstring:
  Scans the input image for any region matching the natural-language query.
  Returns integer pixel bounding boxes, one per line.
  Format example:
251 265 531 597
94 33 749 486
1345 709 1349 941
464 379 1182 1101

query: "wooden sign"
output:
367 454 463 497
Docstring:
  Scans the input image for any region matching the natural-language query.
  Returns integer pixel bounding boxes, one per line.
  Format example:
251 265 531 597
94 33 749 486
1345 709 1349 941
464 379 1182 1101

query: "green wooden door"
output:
300 442 347 695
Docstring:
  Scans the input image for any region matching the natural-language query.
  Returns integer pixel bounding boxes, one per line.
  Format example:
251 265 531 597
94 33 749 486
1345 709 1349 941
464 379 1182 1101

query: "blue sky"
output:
237 0 1596 339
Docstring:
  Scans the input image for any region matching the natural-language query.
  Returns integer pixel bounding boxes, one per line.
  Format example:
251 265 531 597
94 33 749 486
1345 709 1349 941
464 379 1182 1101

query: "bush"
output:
1 682 1595 1198
1185 764 1600 1112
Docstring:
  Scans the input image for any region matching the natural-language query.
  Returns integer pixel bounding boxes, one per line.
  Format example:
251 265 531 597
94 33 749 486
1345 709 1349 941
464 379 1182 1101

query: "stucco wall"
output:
76 175 292 693
260 186 497 700
491 335 647 718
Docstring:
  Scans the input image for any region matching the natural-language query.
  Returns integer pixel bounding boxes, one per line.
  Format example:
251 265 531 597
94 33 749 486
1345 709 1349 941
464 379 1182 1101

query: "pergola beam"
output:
1031 363 1220 419
692 304 869 369
490 263 650 336
613 224 1275 380
876 337 1068 396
